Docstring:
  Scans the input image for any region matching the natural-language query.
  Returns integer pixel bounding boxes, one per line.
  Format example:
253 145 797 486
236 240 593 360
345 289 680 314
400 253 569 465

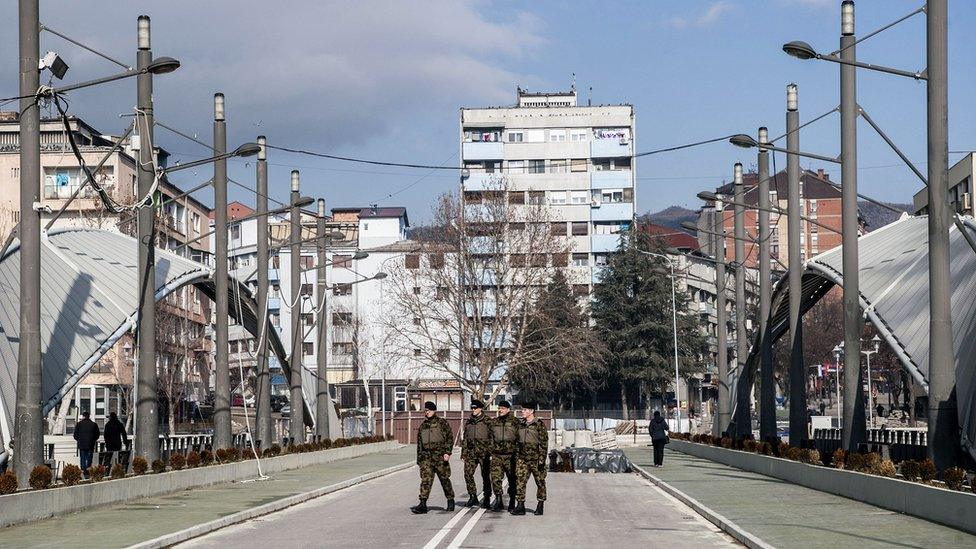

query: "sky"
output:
1 0 973 224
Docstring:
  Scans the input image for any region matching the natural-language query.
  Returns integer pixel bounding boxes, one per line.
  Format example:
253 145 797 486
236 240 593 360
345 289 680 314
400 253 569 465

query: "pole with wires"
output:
255 136 273 451
289 171 305 444
213 93 232 450
315 199 332 441
757 127 776 443
13 0 43 487
786 83 807 447
134 15 159 462
714 201 730 437
732 163 749 438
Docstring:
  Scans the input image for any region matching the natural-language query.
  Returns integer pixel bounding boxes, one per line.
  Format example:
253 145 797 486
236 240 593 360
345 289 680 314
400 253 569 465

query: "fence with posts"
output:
812 427 927 462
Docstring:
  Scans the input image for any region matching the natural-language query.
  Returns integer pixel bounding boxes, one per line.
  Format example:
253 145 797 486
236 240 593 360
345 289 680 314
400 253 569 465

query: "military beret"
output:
470 399 485 409
424 401 437 411
498 400 512 409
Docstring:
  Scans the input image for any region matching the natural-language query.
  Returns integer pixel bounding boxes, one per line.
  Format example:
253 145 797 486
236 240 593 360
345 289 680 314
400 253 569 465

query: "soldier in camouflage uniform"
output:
489 400 520 512
411 401 455 514
461 399 493 508
511 402 548 515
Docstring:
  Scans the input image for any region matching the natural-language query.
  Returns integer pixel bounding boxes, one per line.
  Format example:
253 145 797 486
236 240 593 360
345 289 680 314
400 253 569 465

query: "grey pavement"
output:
180 454 737 548
0 446 416 549
625 446 976 548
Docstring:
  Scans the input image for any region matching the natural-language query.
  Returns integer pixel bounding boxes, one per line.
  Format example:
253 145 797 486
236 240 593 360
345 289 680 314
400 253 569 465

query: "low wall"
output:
670 440 976 535
0 440 401 528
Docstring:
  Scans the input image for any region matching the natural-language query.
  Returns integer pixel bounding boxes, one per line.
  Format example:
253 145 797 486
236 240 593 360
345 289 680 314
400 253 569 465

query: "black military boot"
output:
511 501 526 515
534 501 544 516
446 499 455 512
490 495 504 512
481 491 491 509
411 499 428 514
508 498 516 512
464 495 479 507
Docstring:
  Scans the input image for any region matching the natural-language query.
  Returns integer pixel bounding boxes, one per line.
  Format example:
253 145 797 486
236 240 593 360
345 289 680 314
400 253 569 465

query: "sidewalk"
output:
624 446 976 548
0 446 415 549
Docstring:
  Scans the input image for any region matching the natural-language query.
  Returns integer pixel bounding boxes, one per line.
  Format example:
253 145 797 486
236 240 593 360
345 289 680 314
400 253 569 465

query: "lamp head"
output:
783 41 818 60
353 251 369 260
233 142 261 157
214 93 225 121
296 196 315 208
373 272 388 280
729 134 758 149
137 15 151 50
734 163 743 185
680 221 699 232
758 127 768 152
330 231 345 240
39 51 69 80
317 198 326 217
257 135 266 161
841 1 855 36
291 170 300 192
787 83 798 112
146 56 180 75
697 191 719 202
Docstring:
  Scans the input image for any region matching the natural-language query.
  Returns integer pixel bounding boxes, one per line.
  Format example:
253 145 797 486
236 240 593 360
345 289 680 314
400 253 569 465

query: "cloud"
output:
666 1 735 29
0 1 546 155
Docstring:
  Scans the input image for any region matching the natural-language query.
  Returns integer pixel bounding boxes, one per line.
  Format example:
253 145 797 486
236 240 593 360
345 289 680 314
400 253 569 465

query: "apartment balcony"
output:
590 170 633 189
590 139 633 159
462 141 503 161
464 268 497 286
469 235 500 254
590 202 634 222
591 265 608 284
267 297 281 310
268 268 280 282
462 172 505 191
465 299 497 317
591 233 622 254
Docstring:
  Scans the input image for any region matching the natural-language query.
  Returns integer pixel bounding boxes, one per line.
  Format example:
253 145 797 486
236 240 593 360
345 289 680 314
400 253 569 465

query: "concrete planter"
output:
670 440 976 535
0 440 400 528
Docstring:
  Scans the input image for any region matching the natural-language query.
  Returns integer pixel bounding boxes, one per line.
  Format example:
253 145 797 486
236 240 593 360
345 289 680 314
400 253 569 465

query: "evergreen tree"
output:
591 230 708 417
509 270 606 408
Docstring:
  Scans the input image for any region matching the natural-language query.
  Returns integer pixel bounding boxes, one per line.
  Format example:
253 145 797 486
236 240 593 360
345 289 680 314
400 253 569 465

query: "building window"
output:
530 254 547 268
333 342 353 355
570 190 589 205
570 159 588 172
270 313 280 327
300 284 314 296
333 283 352 296
507 160 525 174
300 255 314 269
412 286 421 295
549 159 567 173
405 254 420 269
509 222 525 232
549 130 566 142
594 254 609 267
527 191 545 205
230 223 241 242
571 222 588 236
333 312 352 325
508 191 525 205
413 349 422 357
301 313 314 327
428 253 444 269
572 284 589 297
551 253 568 267
436 287 449 300
572 253 589 267
507 131 523 143
437 349 450 362
549 191 567 205
570 129 588 142
527 160 545 174
509 254 527 267
551 222 567 236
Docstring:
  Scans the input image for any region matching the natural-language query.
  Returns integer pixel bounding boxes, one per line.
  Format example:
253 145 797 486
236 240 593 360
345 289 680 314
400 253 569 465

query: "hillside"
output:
642 206 698 231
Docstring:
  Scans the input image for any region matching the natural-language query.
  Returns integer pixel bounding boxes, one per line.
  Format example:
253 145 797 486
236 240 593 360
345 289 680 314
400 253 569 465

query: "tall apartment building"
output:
459 88 636 290
913 152 974 216
0 112 213 432
699 168 844 269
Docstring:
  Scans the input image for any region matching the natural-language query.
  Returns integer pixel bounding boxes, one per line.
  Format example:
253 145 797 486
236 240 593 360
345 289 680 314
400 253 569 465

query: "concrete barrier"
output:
670 440 976 535
0 440 400 528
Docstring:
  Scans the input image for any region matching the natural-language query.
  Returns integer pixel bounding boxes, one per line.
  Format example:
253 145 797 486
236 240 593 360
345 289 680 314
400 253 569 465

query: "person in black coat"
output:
73 411 100 476
103 412 129 452
648 410 669 467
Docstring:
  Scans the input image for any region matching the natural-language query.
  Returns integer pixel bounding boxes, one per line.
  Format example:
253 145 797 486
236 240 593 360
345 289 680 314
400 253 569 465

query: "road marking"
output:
422 506 471 549
445 506 486 549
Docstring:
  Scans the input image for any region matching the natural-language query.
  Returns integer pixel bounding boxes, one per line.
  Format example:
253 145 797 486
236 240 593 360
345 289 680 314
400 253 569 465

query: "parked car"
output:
271 395 288 413
280 404 290 417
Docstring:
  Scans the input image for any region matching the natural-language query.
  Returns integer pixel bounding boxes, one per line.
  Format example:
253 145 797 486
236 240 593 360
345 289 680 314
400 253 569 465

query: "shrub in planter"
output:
0 470 18 494
804 449 822 465
214 448 229 462
132 456 148 475
29 465 52 490
845 452 864 472
90 465 107 482
777 442 791 458
785 447 804 461
200 450 214 466
831 448 846 469
942 466 966 491
169 453 186 471
269 443 282 456
862 452 881 473
742 439 758 453
874 459 897 478
186 451 201 468
918 459 937 483
900 460 920 481
61 464 83 486
760 442 774 456
151 459 166 474
720 437 732 449
110 463 126 479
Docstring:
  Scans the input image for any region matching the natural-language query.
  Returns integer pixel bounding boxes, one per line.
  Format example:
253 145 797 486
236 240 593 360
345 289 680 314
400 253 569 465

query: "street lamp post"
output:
786 83 807 447
255 136 272 451
315 199 332 441
833 345 843 429
732 163 749 439
637 249 682 434
757 127 776 443
862 334 881 427
213 92 231 450
713 202 730 437
289 171 305 445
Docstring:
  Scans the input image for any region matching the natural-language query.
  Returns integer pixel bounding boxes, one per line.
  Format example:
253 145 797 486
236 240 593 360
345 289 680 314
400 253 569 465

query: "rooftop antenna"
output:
588 86 592 106
571 72 576 92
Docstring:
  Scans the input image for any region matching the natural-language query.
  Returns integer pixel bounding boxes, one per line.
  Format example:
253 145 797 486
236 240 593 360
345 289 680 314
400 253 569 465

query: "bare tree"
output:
382 178 572 400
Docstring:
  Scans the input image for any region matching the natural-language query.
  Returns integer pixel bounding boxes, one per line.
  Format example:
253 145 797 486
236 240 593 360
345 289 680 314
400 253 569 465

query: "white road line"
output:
445 507 487 549
422 506 471 549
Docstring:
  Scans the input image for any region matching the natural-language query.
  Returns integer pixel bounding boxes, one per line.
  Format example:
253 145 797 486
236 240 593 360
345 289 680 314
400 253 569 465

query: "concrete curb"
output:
129 460 416 549
632 463 776 549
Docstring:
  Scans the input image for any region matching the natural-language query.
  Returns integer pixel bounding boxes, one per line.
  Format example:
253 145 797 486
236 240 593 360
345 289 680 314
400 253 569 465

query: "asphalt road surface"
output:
179 455 737 548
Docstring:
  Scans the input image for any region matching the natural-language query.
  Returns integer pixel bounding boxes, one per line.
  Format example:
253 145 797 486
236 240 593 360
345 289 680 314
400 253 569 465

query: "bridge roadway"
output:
179 452 736 548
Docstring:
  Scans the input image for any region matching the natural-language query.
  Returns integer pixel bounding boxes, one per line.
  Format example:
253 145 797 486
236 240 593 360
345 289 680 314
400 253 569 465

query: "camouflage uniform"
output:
461 413 493 498
417 415 455 500
515 418 549 502
489 413 521 497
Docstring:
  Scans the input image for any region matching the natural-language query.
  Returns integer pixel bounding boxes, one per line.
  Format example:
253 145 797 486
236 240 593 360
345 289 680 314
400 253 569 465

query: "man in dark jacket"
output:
489 400 520 512
648 410 668 467
461 399 493 508
103 412 128 453
73 411 100 477
412 401 455 514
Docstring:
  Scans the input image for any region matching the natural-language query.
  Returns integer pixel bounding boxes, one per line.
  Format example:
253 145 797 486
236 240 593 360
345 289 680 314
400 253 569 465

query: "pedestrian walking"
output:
411 401 455 515
103 412 129 453
489 400 520 512
512 402 547 516
461 399 493 508
819 401 827 416
876 403 885 419
648 410 668 467
73 411 100 477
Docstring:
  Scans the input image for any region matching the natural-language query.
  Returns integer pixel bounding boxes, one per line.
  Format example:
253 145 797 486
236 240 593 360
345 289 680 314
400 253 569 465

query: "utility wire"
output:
40 23 131 70
635 135 735 157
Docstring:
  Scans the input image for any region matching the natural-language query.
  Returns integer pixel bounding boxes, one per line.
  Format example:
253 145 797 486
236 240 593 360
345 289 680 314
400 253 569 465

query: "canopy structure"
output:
0 228 332 449
729 215 976 461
